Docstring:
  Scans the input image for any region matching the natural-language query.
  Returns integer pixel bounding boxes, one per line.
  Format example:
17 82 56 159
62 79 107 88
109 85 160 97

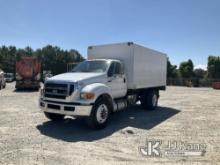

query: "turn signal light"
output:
80 92 95 100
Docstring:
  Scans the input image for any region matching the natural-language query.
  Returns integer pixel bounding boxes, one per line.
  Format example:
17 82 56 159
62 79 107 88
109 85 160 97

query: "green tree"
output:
208 56 220 79
7 46 17 73
194 68 207 79
0 46 16 72
179 59 194 78
40 45 84 74
24 46 34 56
0 45 84 75
167 59 178 78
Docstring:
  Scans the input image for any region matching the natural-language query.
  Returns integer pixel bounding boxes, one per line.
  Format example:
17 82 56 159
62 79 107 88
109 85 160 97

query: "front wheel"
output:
86 97 111 129
44 112 65 121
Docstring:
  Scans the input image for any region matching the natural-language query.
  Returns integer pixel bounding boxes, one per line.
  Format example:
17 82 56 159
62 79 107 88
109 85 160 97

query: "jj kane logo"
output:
139 139 206 158
139 140 162 157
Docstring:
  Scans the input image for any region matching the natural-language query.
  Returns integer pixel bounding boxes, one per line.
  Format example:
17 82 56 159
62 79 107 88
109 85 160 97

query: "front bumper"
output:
16 80 40 88
39 99 93 116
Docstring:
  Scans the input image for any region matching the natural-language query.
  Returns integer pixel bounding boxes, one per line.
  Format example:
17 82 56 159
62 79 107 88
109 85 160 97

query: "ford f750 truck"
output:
39 42 167 129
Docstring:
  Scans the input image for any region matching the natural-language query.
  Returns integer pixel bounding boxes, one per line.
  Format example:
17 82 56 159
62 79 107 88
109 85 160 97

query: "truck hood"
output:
46 72 105 83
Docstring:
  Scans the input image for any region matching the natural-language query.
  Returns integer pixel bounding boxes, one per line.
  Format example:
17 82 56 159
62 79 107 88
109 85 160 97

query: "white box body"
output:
88 42 167 90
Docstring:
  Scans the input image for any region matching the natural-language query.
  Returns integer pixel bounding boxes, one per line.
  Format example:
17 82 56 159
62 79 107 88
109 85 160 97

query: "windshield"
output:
72 60 108 73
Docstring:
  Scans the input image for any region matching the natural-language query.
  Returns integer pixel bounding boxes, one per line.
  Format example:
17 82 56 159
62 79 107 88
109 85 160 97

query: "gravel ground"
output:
0 82 220 165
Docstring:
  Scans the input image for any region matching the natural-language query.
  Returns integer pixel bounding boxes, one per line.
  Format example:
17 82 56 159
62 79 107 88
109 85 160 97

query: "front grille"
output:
48 104 60 110
44 83 73 99
64 106 75 111
44 94 66 99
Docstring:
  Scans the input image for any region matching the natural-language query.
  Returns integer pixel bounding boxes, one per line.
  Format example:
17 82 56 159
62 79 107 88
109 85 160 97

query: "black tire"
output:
140 90 159 110
44 112 65 121
34 87 40 91
86 96 112 129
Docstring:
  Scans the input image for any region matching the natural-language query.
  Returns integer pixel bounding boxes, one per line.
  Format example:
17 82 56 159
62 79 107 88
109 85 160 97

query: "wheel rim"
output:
152 94 158 107
96 104 108 124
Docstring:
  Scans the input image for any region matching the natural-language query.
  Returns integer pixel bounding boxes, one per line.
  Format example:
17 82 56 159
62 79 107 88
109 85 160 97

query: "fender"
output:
81 83 113 103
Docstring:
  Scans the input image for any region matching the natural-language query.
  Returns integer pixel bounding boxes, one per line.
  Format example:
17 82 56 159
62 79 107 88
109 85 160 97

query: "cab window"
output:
107 61 123 77
115 62 123 75
107 62 115 77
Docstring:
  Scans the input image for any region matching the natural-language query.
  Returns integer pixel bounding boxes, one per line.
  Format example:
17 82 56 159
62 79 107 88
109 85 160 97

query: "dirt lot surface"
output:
0 82 220 165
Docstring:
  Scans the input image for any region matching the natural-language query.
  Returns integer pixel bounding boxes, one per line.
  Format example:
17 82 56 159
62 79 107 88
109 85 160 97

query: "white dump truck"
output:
39 42 167 129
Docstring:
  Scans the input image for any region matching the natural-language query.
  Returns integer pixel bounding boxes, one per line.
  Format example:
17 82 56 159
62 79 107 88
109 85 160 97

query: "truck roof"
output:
88 42 167 57
87 58 121 63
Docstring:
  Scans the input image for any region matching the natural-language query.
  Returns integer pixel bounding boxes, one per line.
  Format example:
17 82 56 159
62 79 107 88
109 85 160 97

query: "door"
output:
107 61 127 98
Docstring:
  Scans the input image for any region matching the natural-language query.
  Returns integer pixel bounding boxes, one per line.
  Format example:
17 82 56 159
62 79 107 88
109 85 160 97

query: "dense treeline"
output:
0 45 219 81
168 56 220 80
0 45 84 75
207 56 220 79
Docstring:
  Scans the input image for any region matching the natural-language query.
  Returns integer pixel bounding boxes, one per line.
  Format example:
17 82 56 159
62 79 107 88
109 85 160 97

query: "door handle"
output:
108 80 112 82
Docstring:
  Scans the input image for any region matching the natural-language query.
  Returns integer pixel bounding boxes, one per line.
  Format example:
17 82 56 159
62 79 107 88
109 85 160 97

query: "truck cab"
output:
39 42 167 129
40 59 128 128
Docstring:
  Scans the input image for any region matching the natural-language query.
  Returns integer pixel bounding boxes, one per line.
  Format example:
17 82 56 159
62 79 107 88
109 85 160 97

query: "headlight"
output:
80 92 95 100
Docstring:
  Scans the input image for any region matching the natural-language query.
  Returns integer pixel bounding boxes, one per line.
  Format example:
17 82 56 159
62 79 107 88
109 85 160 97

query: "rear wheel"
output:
34 87 40 91
44 112 65 121
140 90 159 110
86 97 112 129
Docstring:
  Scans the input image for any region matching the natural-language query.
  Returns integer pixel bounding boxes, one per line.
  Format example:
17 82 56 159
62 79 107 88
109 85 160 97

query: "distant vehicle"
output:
16 57 41 90
4 73 14 82
0 69 6 89
39 42 167 129
212 82 220 90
